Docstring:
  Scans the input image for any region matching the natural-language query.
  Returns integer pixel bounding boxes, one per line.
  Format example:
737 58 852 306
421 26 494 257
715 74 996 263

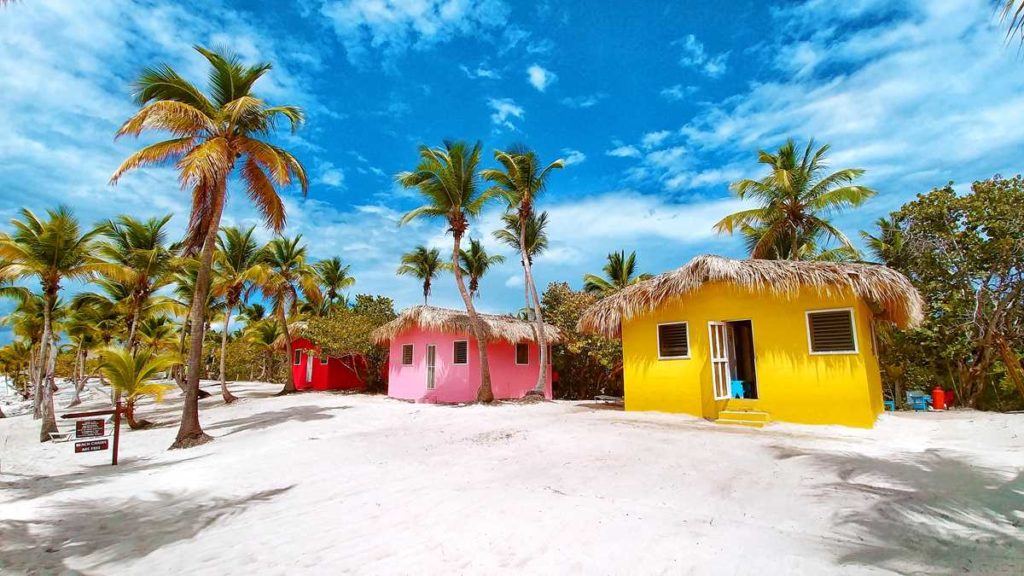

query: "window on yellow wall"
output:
806 309 857 354
657 322 689 359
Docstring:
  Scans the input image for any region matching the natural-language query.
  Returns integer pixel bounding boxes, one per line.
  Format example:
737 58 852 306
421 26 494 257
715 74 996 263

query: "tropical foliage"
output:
714 139 875 260
99 347 178 430
458 238 505 298
541 282 623 399
582 250 653 296
396 246 447 305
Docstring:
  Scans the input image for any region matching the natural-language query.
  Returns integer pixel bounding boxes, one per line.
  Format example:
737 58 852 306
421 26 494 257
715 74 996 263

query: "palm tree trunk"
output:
520 212 549 397
276 304 296 395
39 292 59 442
171 193 223 449
451 229 493 403
423 279 430 305
126 304 141 352
219 303 238 403
31 343 42 419
68 343 83 407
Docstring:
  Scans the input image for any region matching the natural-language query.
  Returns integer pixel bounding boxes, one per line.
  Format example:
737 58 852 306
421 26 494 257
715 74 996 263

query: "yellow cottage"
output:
578 256 924 428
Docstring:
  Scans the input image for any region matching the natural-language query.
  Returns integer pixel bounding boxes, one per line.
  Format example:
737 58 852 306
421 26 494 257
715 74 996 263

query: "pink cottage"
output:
372 306 560 403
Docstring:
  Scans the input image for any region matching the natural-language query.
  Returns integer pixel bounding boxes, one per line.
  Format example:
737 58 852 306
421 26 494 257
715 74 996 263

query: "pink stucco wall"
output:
387 327 553 403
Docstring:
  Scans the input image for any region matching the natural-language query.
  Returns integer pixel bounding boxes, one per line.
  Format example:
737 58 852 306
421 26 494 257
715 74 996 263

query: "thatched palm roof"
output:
372 305 562 344
578 255 924 338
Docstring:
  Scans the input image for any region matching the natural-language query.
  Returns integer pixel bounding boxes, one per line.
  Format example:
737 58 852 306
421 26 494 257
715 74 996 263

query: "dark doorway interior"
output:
727 320 758 399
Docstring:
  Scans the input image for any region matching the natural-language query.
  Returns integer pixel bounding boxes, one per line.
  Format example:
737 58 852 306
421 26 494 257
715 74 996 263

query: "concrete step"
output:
714 418 766 428
718 409 771 423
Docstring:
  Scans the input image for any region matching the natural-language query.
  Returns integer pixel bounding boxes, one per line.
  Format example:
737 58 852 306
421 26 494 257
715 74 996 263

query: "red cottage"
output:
290 337 368 391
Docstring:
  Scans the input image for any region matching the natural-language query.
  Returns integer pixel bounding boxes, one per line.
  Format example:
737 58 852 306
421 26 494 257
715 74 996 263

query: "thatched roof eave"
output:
372 305 562 345
577 255 924 338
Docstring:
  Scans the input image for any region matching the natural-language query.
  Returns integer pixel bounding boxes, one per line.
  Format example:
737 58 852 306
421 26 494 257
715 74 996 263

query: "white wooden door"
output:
306 354 314 383
708 322 731 400
426 345 436 390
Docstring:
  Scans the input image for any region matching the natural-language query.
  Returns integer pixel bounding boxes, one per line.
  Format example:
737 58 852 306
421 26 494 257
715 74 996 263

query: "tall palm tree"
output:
493 211 549 263
211 226 263 403
583 250 653 296
111 46 308 449
315 257 356 309
0 207 107 441
258 236 321 395
458 238 505 298
95 215 177 349
397 246 448 305
136 315 180 353
482 148 563 395
398 140 500 402
714 139 875 260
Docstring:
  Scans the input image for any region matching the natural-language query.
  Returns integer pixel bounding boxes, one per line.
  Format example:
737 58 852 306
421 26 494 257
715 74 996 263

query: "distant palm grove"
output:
1 45 1021 449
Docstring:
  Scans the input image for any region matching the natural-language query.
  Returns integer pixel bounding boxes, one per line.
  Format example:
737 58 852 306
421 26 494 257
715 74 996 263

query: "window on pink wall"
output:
401 344 414 365
453 340 468 365
515 343 529 365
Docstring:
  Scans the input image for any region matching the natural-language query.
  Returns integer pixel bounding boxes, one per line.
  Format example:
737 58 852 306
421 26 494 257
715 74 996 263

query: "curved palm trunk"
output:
68 343 84 407
276 303 296 395
31 343 42 419
520 211 549 397
38 292 59 442
452 230 493 403
125 397 152 430
219 303 238 403
171 192 224 449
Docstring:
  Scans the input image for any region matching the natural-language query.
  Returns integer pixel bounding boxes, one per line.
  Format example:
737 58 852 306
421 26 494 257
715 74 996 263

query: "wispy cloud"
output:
606 144 641 159
673 34 728 78
660 84 698 102
526 64 557 92
641 130 672 150
320 0 511 66
560 93 607 108
488 97 525 130
561 148 586 166
460 63 502 79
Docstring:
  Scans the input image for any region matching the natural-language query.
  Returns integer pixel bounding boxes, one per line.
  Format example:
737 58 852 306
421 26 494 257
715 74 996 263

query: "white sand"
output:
1 381 1022 575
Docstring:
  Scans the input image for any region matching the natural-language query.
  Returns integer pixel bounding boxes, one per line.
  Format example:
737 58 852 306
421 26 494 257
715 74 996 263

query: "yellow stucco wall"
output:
621 283 884 428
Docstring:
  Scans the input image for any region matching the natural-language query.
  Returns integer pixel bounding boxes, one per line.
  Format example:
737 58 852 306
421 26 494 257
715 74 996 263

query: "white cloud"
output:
561 149 586 166
460 63 501 79
320 0 510 66
660 84 698 102
674 34 729 78
526 64 557 92
316 162 346 188
560 93 607 108
606 144 641 158
641 130 672 150
504 274 524 288
487 97 525 130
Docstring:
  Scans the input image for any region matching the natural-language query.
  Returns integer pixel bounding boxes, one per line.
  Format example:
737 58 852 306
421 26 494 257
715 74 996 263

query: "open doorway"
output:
726 320 758 399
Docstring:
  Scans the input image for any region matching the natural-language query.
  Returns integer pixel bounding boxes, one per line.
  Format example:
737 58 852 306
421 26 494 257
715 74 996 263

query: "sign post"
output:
62 400 123 466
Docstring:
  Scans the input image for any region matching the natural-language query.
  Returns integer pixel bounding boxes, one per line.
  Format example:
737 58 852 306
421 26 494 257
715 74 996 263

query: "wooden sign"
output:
75 439 109 453
76 419 104 438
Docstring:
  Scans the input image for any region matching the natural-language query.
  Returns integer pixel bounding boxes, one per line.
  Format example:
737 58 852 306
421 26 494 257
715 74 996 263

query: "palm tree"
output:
397 246 448 305
244 319 283 381
1004 1 1024 44
111 46 308 449
860 215 907 266
714 139 875 260
95 215 177 349
99 347 177 430
315 257 356 309
65 309 101 407
482 148 563 395
0 207 106 441
583 250 653 296
398 140 500 402
211 226 263 403
137 315 180 353
258 236 321 395
458 238 505 298
493 211 549 263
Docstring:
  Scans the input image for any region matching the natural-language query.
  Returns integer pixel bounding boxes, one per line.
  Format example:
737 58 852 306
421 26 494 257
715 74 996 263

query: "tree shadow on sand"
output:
0 485 294 574
205 405 351 437
0 455 210 501
773 446 1024 574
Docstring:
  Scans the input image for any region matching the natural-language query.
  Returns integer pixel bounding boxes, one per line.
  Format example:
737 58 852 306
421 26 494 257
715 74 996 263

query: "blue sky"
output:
1 0 1022 330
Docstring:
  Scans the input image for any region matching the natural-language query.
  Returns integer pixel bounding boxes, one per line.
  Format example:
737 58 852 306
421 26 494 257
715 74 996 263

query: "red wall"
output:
291 338 367 391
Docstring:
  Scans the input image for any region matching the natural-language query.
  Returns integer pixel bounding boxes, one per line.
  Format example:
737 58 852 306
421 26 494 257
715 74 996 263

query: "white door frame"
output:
306 353 314 383
708 322 731 400
426 344 437 390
